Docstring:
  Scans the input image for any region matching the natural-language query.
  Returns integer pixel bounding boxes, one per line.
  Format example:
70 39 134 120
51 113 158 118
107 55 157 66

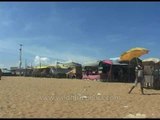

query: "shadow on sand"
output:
143 93 160 95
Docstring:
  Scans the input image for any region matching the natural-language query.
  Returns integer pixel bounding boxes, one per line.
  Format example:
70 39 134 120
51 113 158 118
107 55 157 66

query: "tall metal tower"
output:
19 44 23 76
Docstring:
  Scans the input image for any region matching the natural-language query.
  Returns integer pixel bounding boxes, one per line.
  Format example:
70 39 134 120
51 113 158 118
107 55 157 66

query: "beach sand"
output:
0 76 160 118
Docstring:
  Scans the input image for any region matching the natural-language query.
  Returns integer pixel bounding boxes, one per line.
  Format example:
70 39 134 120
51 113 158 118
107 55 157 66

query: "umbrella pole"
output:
109 64 112 81
107 64 112 82
129 61 130 82
136 57 138 65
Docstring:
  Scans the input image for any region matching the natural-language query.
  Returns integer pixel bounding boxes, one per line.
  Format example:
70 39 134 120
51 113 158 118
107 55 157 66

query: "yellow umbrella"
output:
120 47 149 61
120 47 149 82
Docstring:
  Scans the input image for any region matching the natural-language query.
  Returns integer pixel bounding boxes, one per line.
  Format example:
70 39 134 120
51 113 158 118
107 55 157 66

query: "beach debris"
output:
97 93 101 96
123 105 128 108
124 114 137 118
80 95 88 99
135 113 146 118
83 88 87 91
18 112 22 115
124 113 146 118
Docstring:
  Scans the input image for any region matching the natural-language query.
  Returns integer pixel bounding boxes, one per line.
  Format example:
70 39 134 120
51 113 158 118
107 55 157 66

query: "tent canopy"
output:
83 59 128 67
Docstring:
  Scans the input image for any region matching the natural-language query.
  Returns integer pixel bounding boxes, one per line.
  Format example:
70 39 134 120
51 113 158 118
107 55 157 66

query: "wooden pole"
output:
108 64 112 82
128 60 130 82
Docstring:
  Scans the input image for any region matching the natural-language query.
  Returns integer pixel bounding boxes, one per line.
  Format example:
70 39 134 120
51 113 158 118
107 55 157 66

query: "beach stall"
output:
62 62 82 79
109 60 130 82
56 62 82 79
32 65 50 77
32 65 69 78
82 60 129 82
82 60 102 81
24 67 33 77
142 58 160 90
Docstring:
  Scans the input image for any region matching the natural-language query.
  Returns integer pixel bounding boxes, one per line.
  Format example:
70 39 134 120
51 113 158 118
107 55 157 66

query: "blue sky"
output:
0 2 160 68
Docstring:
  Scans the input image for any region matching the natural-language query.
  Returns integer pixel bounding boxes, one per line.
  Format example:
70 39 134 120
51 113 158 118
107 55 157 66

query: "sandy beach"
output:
0 76 160 118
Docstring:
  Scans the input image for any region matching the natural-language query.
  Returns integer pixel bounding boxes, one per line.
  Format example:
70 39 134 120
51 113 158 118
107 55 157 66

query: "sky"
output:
0 2 160 69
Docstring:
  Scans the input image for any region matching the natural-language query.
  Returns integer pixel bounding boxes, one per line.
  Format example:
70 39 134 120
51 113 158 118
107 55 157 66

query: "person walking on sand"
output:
128 61 145 95
0 68 2 80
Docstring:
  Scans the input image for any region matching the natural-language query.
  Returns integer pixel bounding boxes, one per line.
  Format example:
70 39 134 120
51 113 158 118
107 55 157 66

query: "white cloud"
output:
109 57 120 61
34 56 50 66
23 41 99 65
28 46 98 66
0 36 100 68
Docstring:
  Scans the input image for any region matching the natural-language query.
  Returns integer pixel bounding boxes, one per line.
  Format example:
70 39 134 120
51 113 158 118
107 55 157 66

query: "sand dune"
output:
0 76 160 118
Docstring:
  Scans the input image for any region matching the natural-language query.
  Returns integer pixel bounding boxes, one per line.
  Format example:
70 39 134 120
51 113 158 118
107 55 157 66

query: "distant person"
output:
0 68 2 80
128 62 145 95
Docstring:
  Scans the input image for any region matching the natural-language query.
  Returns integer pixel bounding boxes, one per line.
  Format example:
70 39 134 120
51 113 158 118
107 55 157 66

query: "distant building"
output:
10 67 25 76
2 68 12 76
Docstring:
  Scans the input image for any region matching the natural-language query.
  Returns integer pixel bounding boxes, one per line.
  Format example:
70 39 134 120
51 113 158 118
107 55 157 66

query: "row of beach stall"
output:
11 58 142 83
6 47 160 89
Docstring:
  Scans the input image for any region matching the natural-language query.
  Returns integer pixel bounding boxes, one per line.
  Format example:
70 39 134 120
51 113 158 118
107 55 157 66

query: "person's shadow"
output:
143 93 160 95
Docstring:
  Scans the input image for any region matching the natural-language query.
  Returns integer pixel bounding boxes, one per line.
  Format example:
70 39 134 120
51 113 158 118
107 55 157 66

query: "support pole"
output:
19 44 23 76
